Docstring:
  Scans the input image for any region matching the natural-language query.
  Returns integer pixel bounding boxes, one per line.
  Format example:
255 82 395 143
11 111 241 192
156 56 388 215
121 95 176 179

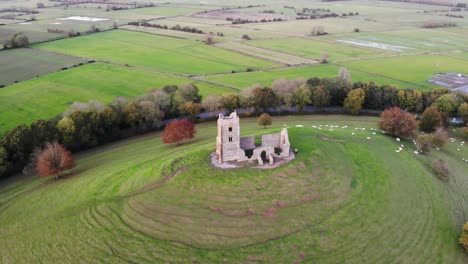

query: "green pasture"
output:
0 115 466 263
327 28 468 53
247 37 387 61
0 48 85 86
113 6 208 17
340 55 468 88
205 64 423 89
235 17 410 36
34 30 276 75
0 63 232 134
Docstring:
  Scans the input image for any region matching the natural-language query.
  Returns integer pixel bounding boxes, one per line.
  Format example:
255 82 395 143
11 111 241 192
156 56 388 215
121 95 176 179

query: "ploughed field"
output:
0 116 467 263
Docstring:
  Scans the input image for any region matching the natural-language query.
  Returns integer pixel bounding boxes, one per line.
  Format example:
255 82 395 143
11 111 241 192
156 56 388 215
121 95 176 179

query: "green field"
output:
247 37 388 61
206 64 423 89
33 30 277 75
0 48 86 86
0 115 466 263
0 63 233 134
340 55 468 88
326 28 468 53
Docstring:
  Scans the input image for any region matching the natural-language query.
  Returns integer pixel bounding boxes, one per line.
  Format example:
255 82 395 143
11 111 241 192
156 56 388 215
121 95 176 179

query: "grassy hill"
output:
0 115 466 263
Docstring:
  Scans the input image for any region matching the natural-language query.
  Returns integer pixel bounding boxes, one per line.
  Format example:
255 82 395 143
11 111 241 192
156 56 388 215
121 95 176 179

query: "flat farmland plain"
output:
0 48 86 86
205 64 416 89
340 55 468 88
326 28 468 53
0 63 232 134
34 30 277 75
246 37 388 61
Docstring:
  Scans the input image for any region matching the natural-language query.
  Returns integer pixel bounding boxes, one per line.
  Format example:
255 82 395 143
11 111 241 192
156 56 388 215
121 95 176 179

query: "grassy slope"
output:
33 30 276 75
340 55 468 88
0 115 466 263
0 63 232 134
0 48 85 86
206 64 424 89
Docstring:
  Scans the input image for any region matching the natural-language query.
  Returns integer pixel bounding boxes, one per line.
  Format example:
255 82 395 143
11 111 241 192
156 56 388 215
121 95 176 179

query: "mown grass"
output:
0 48 86 86
205 64 422 89
0 115 466 263
33 30 277 75
0 63 232 134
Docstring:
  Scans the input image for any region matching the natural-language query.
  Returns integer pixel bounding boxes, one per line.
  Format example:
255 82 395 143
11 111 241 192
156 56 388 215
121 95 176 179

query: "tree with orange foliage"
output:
162 119 196 145
37 142 75 179
378 107 417 138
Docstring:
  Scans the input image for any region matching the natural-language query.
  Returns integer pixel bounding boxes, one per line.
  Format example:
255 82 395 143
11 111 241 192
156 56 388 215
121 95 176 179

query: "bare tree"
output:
338 67 351 82
311 25 325 35
320 53 329 64
204 33 215 45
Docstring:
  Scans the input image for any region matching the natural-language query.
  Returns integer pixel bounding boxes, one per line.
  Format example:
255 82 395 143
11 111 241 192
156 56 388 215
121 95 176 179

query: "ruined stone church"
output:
216 111 290 165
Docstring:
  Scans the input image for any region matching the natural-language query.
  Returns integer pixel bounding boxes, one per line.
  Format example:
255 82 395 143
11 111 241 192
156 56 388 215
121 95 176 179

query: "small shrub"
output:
431 127 448 147
416 134 432 154
432 159 449 180
37 142 75 179
460 222 468 251
257 113 272 128
378 107 417 138
354 28 360 32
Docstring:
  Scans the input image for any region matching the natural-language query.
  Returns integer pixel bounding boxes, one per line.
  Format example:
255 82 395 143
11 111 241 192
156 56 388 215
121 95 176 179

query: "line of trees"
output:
1 74 467 180
0 83 202 179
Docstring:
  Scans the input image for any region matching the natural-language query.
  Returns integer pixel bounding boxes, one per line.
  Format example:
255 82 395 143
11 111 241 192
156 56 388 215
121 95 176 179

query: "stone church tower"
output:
216 111 247 163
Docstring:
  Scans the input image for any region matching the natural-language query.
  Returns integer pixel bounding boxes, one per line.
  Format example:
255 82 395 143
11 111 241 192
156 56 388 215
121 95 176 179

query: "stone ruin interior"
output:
216 111 291 165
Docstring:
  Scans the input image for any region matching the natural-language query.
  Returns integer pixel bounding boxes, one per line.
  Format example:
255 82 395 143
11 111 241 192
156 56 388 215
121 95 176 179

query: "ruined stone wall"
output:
261 133 281 148
240 136 255 150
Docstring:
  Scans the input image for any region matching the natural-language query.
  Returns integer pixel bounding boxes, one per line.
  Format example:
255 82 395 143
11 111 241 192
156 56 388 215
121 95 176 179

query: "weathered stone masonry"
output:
216 111 291 165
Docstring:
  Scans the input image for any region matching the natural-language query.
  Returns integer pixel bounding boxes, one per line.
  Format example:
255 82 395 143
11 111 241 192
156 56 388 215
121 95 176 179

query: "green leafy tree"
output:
98 106 120 141
220 93 239 112
257 113 272 128
6 32 29 48
178 83 202 103
30 119 60 150
57 117 76 149
458 102 468 124
344 88 365 115
292 84 312 112
419 106 446 133
432 94 460 115
0 146 8 177
178 102 201 121
460 222 468 251
68 111 99 148
122 102 142 129
252 87 277 113
1 125 32 164
311 85 331 107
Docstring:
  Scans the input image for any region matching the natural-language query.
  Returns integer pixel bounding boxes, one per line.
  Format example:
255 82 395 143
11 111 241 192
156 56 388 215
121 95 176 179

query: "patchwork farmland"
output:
0 0 468 263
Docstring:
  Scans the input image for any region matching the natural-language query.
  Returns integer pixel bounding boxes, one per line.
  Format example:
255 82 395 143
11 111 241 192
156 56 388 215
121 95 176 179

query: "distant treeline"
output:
128 22 224 36
227 17 284 24
382 0 467 7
